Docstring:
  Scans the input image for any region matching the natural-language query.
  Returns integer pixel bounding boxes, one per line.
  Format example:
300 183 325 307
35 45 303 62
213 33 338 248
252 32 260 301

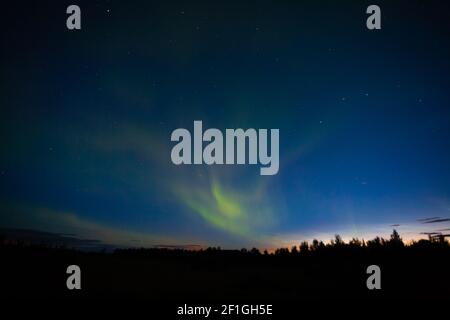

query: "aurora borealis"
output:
1 0 450 250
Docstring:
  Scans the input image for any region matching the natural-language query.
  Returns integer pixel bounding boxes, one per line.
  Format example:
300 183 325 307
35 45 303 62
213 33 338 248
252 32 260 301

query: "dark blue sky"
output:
1 0 450 249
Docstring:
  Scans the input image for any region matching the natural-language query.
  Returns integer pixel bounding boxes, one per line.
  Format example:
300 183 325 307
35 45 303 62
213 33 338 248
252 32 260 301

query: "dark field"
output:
1 237 449 301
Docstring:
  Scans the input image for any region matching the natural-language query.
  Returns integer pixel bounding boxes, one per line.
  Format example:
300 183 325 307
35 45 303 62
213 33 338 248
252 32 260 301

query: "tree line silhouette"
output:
111 229 449 257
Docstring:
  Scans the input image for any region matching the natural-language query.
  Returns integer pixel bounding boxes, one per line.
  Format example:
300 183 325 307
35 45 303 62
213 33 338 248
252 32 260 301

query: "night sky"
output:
1 0 450 249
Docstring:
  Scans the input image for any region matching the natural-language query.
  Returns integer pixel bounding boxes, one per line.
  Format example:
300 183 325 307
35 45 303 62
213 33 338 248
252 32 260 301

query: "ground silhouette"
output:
1 230 449 301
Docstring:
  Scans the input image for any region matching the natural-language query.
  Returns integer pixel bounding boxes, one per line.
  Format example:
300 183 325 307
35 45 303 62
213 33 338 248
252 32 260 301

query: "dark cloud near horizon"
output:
154 244 203 250
417 217 442 222
0 228 113 251
421 218 450 224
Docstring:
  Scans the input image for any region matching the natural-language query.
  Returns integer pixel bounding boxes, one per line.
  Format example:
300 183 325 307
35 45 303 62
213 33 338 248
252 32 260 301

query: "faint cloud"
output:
0 204 198 248
420 218 450 224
